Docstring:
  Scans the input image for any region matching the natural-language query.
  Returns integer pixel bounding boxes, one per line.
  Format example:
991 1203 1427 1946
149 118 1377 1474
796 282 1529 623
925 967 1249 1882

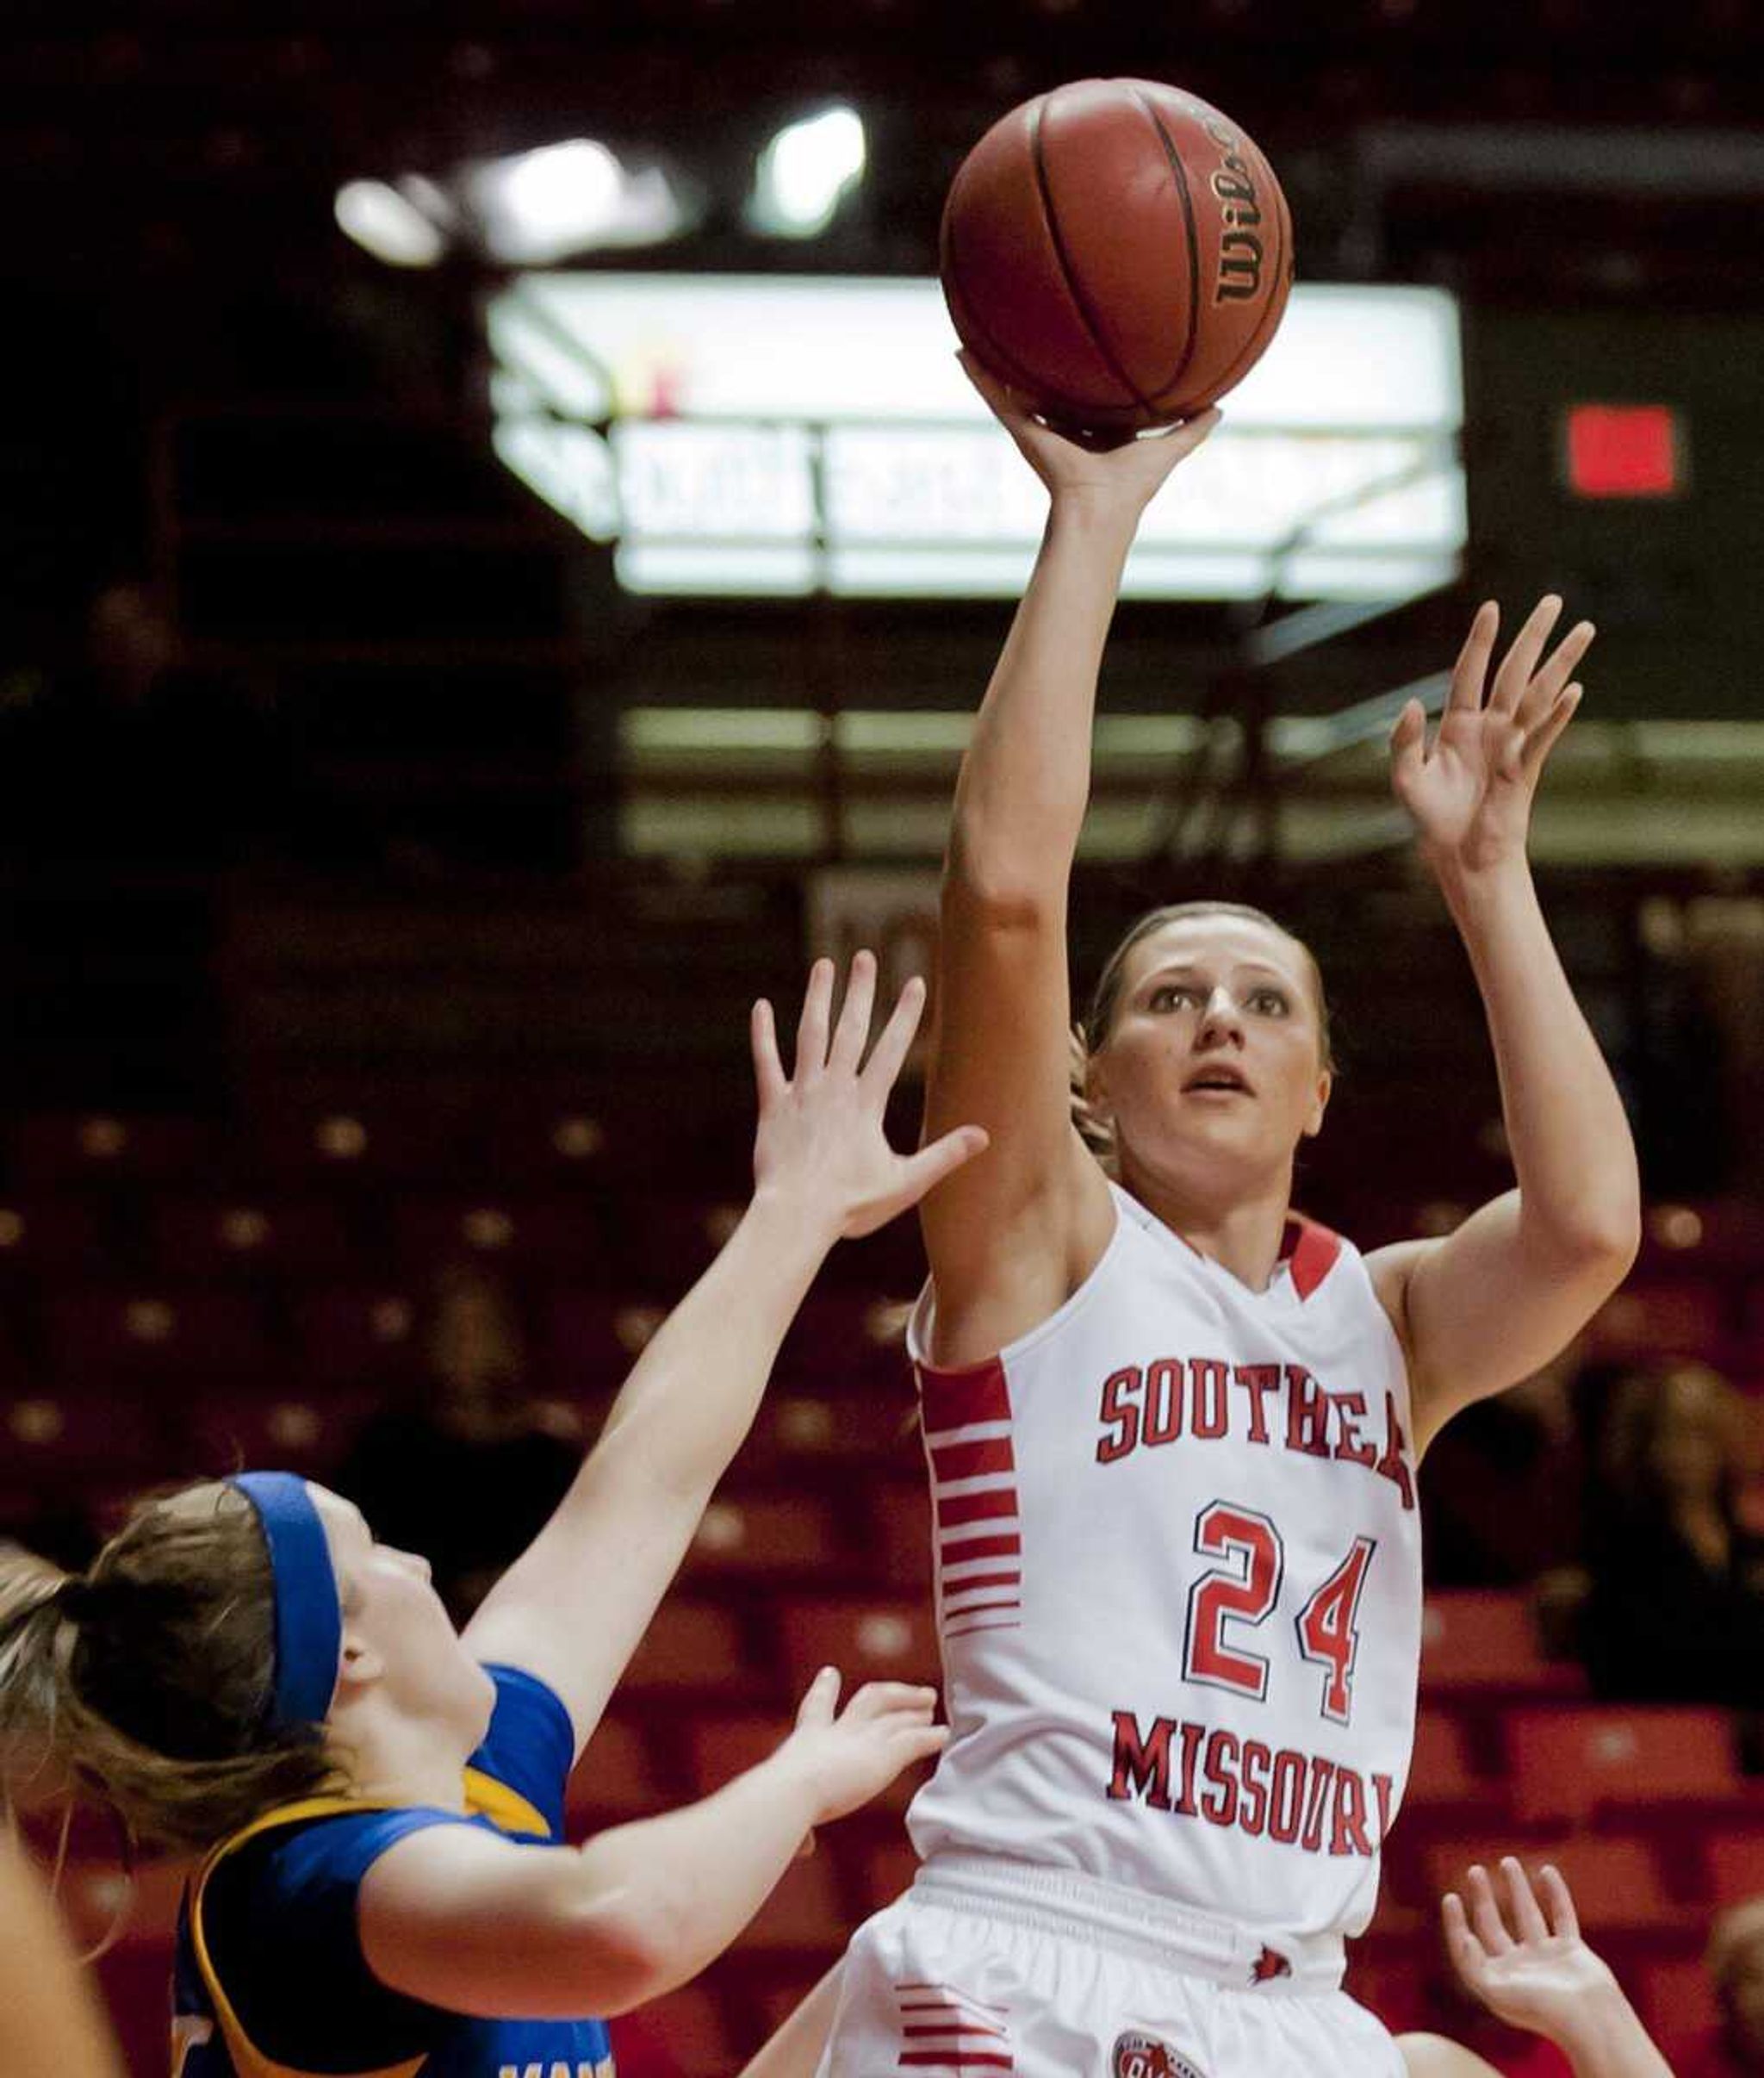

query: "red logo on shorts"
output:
1250 1944 1292 1985
1111 2031 1208 2078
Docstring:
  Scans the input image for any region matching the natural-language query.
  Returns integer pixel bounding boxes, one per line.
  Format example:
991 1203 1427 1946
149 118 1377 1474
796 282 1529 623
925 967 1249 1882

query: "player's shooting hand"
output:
958 350 1220 518
1389 596 1593 881
750 952 988 1241
780 1667 949 1827
1443 1859 1624 2050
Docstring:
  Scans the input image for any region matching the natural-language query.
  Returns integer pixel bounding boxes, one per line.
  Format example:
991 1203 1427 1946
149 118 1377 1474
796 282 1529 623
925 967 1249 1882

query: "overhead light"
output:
747 104 866 238
333 179 446 267
466 139 690 263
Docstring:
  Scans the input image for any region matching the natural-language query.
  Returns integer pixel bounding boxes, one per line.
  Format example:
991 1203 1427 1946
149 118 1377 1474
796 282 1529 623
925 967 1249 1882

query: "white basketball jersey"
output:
904 1182 1421 1947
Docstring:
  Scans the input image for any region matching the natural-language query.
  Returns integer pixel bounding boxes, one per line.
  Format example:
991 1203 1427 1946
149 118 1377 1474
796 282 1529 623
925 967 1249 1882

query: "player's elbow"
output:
555 1891 681 2017
942 832 1063 931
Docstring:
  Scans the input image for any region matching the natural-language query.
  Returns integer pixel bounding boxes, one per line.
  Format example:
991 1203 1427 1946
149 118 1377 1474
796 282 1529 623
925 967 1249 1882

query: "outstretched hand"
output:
1444 1859 1622 2045
750 952 989 1241
1390 596 1593 879
959 351 1220 520
780 1666 949 1829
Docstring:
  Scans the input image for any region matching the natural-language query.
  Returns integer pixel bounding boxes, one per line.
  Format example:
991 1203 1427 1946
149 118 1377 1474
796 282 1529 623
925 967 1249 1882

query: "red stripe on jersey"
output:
941 1571 1022 1598
937 1531 1022 1563
903 2023 1010 2041
945 1607 1022 1635
898 2056 1013 2070
930 1435 1016 1482
935 1488 1019 1528
918 1355 1010 1436
1283 1214 1343 1301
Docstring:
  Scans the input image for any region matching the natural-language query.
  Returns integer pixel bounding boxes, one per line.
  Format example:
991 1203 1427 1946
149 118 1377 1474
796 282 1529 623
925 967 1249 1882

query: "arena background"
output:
1 3 1761 2070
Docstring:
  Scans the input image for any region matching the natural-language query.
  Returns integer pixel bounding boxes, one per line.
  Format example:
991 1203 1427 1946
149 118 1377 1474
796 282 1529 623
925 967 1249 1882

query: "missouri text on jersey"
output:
1093 1358 1415 1509
1108 1713 1396 1859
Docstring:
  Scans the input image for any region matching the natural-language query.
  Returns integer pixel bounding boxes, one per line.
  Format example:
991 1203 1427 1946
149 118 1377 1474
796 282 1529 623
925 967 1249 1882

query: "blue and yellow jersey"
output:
171 1664 615 2078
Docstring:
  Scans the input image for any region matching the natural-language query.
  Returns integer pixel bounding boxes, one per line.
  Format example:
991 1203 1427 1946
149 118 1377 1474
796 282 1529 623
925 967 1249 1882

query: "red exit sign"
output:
1562 404 1685 500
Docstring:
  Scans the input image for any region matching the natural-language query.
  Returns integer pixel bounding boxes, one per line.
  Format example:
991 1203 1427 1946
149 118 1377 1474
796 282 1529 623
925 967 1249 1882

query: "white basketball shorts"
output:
813 1855 1405 2078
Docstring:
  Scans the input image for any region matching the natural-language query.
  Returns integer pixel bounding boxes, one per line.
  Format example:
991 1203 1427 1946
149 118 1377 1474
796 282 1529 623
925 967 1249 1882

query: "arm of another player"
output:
1370 598 1641 1455
0 1836 124 2078
463 955 985 1751
360 1668 945 2019
924 356 1219 1363
1409 1860 1676 2078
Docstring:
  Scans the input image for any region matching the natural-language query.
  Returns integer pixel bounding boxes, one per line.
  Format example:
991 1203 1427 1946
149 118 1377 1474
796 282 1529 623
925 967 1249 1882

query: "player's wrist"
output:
1544 1978 1659 2070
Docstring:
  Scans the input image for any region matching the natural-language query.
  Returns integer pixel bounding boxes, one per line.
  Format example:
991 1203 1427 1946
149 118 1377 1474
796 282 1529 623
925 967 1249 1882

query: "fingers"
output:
793 957 836 1081
1441 1891 1488 1987
1447 600 1500 713
1153 405 1223 461
893 1124 991 1207
860 972 929 1097
1501 1856 1550 1946
1490 594 1563 713
1465 1864 1515 1955
1524 616 1595 720
1537 1863 1581 1944
1519 683 1581 779
794 1664 841 1729
750 997 787 1111
1388 696 1428 792
956 347 1034 424
828 949 879 1077
837 1682 940 1724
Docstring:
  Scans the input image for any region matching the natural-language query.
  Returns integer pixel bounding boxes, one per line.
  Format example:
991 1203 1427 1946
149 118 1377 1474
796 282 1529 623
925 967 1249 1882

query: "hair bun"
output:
52 1576 101 1622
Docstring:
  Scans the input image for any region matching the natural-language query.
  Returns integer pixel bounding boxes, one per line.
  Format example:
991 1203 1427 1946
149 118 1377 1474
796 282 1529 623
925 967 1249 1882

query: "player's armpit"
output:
1397 2035 1506 2078
358 1825 665 2020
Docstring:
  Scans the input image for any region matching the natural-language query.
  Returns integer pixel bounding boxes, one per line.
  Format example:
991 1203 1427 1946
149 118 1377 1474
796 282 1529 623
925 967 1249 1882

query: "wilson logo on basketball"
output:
1111 2031 1208 2078
1199 115 1265 304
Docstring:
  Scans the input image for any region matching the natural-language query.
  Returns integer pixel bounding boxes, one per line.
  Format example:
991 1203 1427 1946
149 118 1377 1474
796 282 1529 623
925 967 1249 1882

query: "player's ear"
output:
1302 1068 1332 1140
333 1625 385 1699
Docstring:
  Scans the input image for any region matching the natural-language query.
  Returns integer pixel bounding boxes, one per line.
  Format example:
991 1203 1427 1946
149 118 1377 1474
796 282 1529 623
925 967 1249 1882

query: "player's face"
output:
1090 915 1330 1197
308 1484 496 1743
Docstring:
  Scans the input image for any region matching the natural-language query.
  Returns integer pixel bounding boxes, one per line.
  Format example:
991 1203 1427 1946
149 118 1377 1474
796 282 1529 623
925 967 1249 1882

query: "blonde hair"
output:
0 1485 344 1857
1069 901 1335 1164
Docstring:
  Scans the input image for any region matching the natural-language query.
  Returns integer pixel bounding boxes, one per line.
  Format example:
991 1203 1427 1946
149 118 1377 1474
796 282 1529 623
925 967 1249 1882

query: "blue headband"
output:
229 1473 343 1730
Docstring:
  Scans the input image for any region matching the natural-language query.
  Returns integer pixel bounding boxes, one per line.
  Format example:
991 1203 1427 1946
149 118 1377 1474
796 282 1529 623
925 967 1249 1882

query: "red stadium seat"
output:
0 1197 114 1277
866 1478 934 1589
853 1835 919 1917
11 1115 215 1186
611 1986 738 2078
623 1602 762 1699
540 1291 660 1394
1422 1836 1681 1937
1419 1591 1582 1697
189 1389 372 1479
743 1394 919 1478
1405 1708 1506 1814
1634 1957 1721 2051
737 1852 847 1953
1342 1957 1432 2038
292 1286 419 1390
1705 1829 1764 1909
1503 1705 1742 1827
1587 1281 1729 1363
43 1288 276 1391
389 1194 612 1280
772 1596 942 1697
682 1714 795 1801
150 1196 356 1282
564 1714 668 1834
685 1496 842 1582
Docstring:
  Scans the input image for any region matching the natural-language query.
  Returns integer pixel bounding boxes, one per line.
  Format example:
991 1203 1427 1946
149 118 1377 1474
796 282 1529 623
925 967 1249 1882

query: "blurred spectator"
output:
1672 1896 1764 2075
333 1263 578 1621
1420 1343 1588 1588
1578 1361 1764 1713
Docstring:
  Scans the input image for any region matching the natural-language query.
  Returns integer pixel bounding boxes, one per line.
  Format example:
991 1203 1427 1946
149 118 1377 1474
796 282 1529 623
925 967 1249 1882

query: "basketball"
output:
941 78 1294 436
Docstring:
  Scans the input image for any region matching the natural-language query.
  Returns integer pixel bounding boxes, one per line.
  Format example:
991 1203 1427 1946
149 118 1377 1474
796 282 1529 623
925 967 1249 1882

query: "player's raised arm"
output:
923 358 1219 1366
1400 1860 1675 2078
1369 597 1641 1453
360 1668 946 2019
461 954 984 1751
